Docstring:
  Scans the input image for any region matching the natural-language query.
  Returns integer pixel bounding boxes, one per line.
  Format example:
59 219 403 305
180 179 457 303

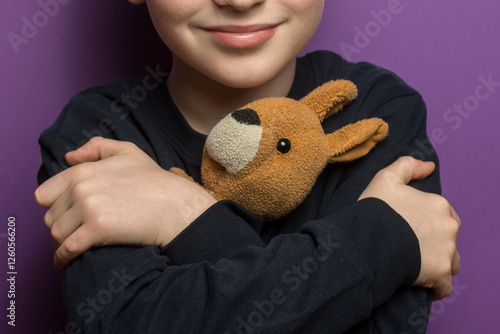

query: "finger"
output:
50 207 83 249
451 251 461 276
433 276 453 301
387 156 436 185
35 169 73 208
43 188 75 230
54 224 98 270
65 137 129 166
450 205 461 228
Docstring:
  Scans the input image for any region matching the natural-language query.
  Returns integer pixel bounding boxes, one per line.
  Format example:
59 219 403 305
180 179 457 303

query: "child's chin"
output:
211 67 289 90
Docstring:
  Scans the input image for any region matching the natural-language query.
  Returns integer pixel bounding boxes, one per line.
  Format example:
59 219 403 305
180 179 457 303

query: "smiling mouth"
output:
202 24 279 49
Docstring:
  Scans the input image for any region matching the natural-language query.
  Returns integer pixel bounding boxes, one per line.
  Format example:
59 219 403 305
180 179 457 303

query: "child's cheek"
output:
145 0 195 25
286 0 325 20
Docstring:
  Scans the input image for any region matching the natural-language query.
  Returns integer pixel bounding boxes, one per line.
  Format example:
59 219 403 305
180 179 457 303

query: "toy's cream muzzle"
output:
205 109 263 174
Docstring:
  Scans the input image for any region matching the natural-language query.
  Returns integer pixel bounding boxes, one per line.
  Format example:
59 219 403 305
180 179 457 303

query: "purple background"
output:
0 0 498 333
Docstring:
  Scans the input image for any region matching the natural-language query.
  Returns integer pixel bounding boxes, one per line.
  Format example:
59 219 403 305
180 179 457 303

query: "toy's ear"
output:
326 118 389 163
300 80 358 122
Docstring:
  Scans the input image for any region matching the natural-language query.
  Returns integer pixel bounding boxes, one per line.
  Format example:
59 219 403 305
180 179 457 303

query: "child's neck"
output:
166 57 296 135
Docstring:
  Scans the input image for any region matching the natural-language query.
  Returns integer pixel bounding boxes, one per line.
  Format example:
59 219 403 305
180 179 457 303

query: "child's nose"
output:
231 108 261 126
213 0 264 12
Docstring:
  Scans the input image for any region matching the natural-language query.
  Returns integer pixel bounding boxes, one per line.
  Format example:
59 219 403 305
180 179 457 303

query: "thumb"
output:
389 156 436 185
65 137 126 166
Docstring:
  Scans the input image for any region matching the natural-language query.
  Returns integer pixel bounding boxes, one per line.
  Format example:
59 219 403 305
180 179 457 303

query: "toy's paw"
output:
169 167 195 182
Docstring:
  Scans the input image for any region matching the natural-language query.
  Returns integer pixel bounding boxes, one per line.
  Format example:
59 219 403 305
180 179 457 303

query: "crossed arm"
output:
35 136 460 301
36 137 216 268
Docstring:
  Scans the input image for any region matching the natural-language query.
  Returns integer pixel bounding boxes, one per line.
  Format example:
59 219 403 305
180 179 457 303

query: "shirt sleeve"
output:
330 70 439 333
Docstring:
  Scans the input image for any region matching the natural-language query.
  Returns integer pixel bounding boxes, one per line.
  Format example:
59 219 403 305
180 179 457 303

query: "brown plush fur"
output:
171 80 388 221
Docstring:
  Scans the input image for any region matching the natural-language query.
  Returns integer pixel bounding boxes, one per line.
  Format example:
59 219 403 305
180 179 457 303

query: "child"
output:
36 0 460 332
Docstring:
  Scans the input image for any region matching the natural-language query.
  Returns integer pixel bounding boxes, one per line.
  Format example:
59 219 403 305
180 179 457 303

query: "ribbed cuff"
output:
334 198 421 308
161 200 266 265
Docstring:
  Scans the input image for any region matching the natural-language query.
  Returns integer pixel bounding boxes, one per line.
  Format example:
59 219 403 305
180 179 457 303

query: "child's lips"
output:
202 24 279 49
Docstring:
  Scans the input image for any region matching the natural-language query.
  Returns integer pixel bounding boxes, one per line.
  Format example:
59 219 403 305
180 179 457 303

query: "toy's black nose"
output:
231 108 261 126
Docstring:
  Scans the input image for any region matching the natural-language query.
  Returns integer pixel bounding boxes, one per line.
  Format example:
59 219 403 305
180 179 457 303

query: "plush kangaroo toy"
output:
170 80 389 221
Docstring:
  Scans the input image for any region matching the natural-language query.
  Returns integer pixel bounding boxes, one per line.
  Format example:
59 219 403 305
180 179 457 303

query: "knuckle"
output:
88 136 104 145
44 211 53 229
82 208 108 233
444 216 460 236
453 261 461 276
375 167 393 182
399 155 417 165
50 225 63 244
63 238 79 256
376 167 390 177
68 165 87 181
433 195 451 211
436 289 451 300
93 214 108 230
379 156 416 181
80 195 101 214
398 156 417 171
71 180 93 199
434 255 455 278
79 198 110 232
443 282 453 298
435 279 453 300
122 140 138 151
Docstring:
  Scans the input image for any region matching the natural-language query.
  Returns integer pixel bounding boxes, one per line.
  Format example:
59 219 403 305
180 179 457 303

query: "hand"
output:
35 137 216 269
359 156 461 300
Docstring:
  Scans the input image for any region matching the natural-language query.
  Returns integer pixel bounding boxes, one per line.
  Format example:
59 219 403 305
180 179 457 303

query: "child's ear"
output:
128 0 145 4
300 80 358 122
326 118 389 163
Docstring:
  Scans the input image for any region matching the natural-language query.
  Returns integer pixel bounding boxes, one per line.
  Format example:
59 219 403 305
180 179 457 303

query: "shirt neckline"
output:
146 55 318 160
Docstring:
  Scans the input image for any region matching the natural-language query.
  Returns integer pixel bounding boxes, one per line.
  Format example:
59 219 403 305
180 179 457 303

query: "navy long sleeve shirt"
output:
38 51 437 333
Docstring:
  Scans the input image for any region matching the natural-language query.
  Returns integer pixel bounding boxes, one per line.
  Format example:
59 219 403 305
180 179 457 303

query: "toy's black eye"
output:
277 139 291 154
